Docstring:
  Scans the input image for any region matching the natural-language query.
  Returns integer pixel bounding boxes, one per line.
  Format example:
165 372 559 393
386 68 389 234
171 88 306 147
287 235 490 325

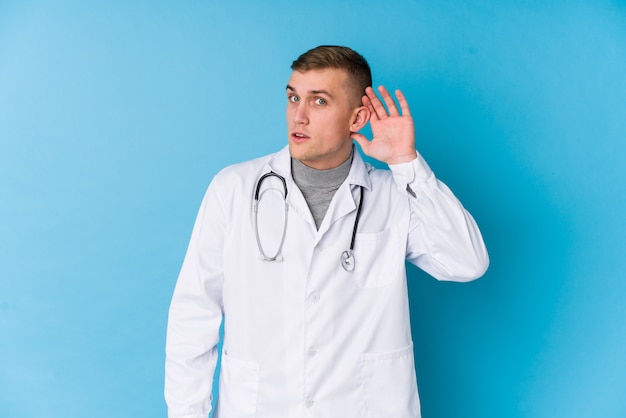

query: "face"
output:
286 68 367 170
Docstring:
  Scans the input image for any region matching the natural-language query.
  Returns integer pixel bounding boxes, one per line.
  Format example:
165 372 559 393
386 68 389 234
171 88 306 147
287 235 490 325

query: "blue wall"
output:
1 1 625 417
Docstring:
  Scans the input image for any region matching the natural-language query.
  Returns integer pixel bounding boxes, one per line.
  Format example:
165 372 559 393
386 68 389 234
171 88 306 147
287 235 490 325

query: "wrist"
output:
386 150 418 166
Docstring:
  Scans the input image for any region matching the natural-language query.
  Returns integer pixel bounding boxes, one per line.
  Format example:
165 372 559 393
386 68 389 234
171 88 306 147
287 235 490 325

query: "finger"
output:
395 89 411 116
377 85 400 117
364 86 388 119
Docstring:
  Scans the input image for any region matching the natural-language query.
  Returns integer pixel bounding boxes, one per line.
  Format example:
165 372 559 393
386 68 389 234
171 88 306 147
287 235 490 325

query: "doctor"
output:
165 45 489 418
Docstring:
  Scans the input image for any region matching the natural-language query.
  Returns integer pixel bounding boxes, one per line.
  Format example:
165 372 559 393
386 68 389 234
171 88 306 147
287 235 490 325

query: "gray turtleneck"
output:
291 153 353 229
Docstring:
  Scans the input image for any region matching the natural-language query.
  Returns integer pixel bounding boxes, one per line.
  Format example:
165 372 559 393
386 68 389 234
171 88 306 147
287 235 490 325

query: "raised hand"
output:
351 86 418 165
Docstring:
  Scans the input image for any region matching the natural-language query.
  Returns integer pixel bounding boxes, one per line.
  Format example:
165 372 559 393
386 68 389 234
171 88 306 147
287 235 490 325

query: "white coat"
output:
165 146 489 418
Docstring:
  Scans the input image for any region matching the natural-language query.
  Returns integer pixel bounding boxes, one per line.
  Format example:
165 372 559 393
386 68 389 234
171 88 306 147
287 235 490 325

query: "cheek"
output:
326 112 353 133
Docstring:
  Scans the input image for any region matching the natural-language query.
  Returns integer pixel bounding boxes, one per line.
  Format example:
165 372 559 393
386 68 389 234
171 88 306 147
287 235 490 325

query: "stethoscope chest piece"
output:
341 250 355 272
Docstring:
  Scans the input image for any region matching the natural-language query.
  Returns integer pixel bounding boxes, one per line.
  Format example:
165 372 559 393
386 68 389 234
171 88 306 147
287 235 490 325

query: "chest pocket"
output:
351 226 404 288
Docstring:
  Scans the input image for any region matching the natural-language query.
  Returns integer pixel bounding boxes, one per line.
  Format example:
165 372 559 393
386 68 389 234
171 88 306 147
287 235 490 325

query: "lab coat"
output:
165 146 489 418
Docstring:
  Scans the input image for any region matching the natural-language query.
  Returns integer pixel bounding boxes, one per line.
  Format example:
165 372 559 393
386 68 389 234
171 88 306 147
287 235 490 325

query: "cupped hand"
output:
351 86 417 165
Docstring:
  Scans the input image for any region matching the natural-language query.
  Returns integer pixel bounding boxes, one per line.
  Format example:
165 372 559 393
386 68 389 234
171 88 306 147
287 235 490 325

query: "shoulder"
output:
367 164 401 191
205 150 282 206
212 151 278 185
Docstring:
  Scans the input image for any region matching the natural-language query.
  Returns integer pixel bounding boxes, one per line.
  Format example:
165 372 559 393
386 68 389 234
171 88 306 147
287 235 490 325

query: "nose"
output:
291 102 308 125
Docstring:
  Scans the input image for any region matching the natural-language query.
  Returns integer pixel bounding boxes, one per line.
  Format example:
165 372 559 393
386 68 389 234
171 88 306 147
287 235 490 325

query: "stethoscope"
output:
253 172 363 272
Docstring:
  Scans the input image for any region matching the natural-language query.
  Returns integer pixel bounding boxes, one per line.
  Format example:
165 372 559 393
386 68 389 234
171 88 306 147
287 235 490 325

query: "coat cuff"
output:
388 152 434 190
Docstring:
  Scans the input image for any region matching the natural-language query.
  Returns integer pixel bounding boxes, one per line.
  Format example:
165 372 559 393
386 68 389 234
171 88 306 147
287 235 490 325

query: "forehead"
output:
287 68 350 96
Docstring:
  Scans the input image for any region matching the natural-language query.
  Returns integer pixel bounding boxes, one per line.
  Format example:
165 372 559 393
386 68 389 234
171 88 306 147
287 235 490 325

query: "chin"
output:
288 142 306 160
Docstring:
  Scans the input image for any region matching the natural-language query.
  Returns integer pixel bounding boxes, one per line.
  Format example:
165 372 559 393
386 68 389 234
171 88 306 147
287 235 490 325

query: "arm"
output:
165 179 226 418
389 154 489 281
352 86 489 281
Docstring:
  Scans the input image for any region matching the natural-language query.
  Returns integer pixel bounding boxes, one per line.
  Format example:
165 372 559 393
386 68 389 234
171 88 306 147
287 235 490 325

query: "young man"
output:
165 45 488 418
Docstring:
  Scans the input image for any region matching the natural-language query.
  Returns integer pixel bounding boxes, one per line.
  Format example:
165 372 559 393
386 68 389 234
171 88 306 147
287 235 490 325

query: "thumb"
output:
351 132 370 153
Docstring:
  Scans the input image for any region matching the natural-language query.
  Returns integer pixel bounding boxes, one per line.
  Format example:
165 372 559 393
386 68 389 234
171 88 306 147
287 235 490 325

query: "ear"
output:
350 106 370 132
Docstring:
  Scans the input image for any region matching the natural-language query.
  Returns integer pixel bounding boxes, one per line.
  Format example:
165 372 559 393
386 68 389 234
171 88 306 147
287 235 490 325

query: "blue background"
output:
1 1 625 417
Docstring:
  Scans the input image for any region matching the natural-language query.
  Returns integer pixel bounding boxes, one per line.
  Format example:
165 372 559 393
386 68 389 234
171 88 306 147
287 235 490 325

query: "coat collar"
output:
266 145 374 236
267 145 373 191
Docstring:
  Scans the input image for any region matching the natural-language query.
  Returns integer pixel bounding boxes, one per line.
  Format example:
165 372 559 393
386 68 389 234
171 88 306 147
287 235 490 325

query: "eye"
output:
288 95 299 103
314 97 327 106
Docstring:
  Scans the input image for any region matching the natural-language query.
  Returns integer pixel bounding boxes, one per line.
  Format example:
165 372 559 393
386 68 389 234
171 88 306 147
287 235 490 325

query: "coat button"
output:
304 398 314 408
307 346 317 357
309 292 320 303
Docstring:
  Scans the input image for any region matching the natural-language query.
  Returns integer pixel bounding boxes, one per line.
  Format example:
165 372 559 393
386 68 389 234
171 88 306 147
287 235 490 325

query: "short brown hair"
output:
291 45 372 103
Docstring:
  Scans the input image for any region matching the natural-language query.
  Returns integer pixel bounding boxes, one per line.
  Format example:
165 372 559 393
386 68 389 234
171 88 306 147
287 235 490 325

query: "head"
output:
291 45 372 106
286 46 372 169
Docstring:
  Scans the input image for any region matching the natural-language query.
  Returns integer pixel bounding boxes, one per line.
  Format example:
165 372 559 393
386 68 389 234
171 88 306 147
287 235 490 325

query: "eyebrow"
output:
286 84 334 99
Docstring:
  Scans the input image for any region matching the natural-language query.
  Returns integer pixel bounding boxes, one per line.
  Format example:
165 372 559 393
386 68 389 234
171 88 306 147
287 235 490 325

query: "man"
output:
165 45 488 418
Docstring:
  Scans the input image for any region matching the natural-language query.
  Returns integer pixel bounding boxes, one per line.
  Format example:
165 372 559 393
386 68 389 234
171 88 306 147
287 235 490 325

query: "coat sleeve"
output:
165 178 227 418
389 153 489 282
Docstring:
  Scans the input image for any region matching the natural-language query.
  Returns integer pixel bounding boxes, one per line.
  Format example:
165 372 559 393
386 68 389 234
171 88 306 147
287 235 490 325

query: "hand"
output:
351 86 417 165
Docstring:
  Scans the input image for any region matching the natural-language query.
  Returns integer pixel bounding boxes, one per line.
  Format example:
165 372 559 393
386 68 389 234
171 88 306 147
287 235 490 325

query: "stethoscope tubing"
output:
253 171 363 271
254 172 288 262
340 187 363 272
